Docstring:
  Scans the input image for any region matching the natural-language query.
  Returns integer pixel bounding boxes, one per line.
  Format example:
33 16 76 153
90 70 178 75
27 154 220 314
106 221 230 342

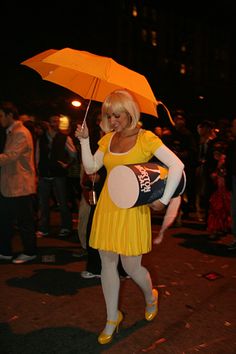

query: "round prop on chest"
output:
108 162 186 208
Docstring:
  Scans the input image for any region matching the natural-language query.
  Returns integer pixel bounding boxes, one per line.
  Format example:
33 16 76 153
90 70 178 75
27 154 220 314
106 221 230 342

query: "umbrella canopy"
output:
21 48 158 118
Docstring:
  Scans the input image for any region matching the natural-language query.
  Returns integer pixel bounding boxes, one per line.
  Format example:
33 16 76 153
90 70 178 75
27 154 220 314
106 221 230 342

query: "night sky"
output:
1 3 102 103
1 1 236 121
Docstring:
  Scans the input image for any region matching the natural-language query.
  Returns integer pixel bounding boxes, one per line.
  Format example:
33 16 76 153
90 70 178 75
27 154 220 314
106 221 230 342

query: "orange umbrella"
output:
21 48 158 120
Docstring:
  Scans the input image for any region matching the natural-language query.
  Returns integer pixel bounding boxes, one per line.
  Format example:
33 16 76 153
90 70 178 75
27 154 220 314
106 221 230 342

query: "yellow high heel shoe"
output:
98 310 123 345
145 288 158 321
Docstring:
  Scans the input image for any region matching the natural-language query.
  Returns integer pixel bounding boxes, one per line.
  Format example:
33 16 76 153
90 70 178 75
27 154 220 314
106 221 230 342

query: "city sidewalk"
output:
0 213 235 354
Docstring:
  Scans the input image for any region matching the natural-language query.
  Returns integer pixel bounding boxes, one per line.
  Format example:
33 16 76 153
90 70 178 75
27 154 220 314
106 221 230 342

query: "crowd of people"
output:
151 112 236 248
0 99 235 255
0 93 235 344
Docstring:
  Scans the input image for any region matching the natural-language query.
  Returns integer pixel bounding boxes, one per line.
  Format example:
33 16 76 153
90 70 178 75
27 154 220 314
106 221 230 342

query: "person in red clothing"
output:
207 144 231 239
225 118 236 250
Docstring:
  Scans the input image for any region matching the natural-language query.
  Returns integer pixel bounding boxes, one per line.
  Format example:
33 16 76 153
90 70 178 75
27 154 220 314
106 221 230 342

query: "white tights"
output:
99 250 154 333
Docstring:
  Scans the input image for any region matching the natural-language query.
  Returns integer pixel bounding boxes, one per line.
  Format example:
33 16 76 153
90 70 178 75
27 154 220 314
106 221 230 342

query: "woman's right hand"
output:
88 173 100 183
75 122 89 140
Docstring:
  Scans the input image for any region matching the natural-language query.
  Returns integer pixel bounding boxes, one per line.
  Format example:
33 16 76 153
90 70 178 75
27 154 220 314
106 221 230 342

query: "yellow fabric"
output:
89 129 163 256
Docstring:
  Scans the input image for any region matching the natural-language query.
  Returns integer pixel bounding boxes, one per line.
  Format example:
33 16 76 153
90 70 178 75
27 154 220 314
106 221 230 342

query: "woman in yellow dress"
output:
75 89 184 344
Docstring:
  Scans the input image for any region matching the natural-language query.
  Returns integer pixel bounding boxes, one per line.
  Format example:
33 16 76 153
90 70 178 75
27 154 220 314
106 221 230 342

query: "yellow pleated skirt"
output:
89 178 152 256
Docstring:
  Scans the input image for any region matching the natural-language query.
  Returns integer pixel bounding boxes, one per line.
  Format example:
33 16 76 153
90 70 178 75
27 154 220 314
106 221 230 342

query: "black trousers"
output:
0 193 37 256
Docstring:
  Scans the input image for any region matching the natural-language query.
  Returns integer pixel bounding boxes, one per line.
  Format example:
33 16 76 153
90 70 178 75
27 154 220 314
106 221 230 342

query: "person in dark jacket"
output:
36 114 77 237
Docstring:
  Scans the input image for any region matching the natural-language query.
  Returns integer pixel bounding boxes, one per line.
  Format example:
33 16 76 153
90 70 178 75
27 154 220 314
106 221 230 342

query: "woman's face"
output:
106 110 130 132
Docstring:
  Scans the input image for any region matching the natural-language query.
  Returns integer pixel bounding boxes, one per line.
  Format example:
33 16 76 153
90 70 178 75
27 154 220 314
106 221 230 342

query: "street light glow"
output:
71 100 81 107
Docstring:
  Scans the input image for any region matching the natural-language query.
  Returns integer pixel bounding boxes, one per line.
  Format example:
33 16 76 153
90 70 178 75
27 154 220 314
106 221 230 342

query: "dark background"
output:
1 1 236 126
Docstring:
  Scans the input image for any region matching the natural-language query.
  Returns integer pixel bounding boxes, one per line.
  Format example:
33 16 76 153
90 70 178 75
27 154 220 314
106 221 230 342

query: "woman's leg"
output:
99 250 120 334
120 255 155 305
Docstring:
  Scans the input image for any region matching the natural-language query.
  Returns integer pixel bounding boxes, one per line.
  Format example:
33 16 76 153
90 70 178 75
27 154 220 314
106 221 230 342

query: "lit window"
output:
151 30 157 47
132 5 138 17
198 95 204 100
180 64 186 75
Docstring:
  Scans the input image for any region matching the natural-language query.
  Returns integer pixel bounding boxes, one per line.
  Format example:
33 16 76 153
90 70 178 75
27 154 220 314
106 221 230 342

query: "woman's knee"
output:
120 255 142 275
99 250 119 267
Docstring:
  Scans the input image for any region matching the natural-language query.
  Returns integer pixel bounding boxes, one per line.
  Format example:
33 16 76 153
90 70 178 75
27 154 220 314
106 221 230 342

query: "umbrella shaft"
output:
82 99 92 128
81 77 98 128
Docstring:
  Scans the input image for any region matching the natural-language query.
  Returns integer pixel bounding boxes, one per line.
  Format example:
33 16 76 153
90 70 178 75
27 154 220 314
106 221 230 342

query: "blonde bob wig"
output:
101 89 140 132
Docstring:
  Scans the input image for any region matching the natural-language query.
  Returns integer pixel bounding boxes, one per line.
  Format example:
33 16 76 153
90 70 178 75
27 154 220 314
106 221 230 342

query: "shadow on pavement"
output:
6 268 100 296
172 232 236 257
0 319 150 354
0 322 101 354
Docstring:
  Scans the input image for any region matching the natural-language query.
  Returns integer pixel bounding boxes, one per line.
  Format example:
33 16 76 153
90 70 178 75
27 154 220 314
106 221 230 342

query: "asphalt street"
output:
0 212 235 354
